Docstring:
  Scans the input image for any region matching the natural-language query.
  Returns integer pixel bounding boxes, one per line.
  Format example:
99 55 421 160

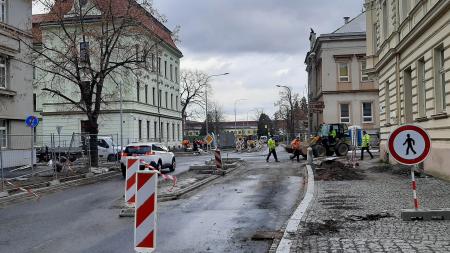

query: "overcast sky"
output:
33 0 364 121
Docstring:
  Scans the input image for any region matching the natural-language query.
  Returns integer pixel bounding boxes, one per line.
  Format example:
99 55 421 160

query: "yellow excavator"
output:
300 123 350 158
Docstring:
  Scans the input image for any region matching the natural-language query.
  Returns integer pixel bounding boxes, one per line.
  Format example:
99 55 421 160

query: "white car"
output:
120 142 176 178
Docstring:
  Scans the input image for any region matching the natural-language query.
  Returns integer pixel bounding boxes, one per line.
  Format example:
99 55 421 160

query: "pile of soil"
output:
301 219 341 236
315 160 365 181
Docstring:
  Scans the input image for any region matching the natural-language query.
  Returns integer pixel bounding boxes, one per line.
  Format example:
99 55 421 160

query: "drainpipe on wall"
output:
396 53 401 125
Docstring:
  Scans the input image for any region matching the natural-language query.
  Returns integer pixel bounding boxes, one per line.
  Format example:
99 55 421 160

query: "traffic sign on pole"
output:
388 124 431 211
205 134 214 145
387 124 431 165
25 116 39 128
134 170 157 252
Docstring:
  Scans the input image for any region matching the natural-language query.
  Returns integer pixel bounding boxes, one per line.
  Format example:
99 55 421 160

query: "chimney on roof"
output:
344 16 350 24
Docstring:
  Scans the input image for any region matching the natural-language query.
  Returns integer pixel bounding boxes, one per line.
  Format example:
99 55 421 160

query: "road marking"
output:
276 164 314 253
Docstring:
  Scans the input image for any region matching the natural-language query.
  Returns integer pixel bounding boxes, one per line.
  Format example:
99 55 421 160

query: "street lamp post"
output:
276 84 294 142
234 99 247 136
204 72 229 150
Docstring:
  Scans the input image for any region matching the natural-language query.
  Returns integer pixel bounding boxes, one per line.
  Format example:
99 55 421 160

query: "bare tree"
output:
180 69 208 136
274 88 301 137
28 0 179 166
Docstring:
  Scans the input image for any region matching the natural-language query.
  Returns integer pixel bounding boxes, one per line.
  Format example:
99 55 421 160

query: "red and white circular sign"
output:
387 125 431 165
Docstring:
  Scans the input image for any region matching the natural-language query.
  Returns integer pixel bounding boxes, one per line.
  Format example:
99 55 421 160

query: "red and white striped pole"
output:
134 170 158 252
125 157 139 207
411 165 419 209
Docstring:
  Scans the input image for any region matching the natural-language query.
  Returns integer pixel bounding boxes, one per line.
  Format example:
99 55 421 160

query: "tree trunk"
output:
86 118 99 167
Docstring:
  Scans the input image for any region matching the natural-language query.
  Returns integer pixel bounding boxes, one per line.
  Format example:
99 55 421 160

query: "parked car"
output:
120 142 176 178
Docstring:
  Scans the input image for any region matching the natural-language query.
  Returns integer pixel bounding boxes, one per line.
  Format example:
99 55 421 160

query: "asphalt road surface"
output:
0 148 305 253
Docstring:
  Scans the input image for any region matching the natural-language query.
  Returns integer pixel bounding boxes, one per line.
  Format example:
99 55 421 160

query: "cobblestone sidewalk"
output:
292 158 450 253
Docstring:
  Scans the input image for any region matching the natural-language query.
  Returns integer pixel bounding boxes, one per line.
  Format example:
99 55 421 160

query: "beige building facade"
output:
306 13 379 136
365 0 450 179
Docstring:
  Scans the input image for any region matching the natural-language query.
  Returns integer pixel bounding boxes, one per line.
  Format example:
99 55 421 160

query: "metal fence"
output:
0 133 123 192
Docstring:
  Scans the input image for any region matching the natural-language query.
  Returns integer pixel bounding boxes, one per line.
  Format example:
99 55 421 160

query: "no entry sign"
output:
388 125 431 165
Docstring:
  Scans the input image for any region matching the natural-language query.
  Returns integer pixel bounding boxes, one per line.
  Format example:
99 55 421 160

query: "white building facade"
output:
306 13 380 136
365 0 450 179
32 0 183 149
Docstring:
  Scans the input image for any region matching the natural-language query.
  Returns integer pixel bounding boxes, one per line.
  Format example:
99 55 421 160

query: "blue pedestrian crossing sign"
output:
25 116 39 128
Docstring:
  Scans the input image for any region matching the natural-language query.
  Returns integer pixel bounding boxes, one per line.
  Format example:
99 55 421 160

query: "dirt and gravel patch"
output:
301 220 341 236
367 163 428 179
314 160 365 181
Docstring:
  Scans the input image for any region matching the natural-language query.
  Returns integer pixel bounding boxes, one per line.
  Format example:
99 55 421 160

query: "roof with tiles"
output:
32 0 181 55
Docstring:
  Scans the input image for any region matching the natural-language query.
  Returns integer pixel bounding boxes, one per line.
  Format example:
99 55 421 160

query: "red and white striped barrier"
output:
6 181 40 200
125 158 140 207
134 170 158 252
215 149 222 170
411 167 419 209
141 160 177 191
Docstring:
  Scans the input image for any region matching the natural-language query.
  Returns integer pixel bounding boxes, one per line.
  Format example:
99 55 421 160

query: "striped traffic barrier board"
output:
134 170 158 252
215 149 222 169
125 157 139 207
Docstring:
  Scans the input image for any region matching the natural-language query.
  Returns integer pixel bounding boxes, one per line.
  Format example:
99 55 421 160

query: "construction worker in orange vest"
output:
290 136 301 162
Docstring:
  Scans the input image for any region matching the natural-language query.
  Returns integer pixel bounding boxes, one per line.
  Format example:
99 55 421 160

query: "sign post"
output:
387 124 438 220
25 116 39 177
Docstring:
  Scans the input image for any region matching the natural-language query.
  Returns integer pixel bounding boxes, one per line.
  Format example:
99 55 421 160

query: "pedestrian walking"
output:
266 135 279 162
290 136 301 162
361 130 373 160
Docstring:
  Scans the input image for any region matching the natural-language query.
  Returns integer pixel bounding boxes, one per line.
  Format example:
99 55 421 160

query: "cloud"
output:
33 0 364 121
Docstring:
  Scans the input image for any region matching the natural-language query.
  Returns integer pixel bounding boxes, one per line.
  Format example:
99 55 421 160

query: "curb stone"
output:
272 164 315 253
0 171 120 207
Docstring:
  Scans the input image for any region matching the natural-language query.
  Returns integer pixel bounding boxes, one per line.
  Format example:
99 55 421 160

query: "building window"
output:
33 94 37 111
175 67 178 83
80 42 90 63
361 60 369 82
417 59 426 117
138 120 142 140
159 90 162 106
154 121 157 139
0 56 7 88
339 103 350 123
362 102 373 123
145 85 148 104
172 123 175 141
338 62 349 82
136 81 140 102
0 119 7 148
164 61 167 78
170 64 173 81
434 46 446 113
161 122 164 140
176 96 179 111
165 92 168 108
147 121 150 140
157 57 161 74
166 123 169 141
171 94 173 109
151 54 155 72
385 81 390 124
177 124 180 141
401 0 410 20
382 0 388 39
152 87 156 105
0 0 6 23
